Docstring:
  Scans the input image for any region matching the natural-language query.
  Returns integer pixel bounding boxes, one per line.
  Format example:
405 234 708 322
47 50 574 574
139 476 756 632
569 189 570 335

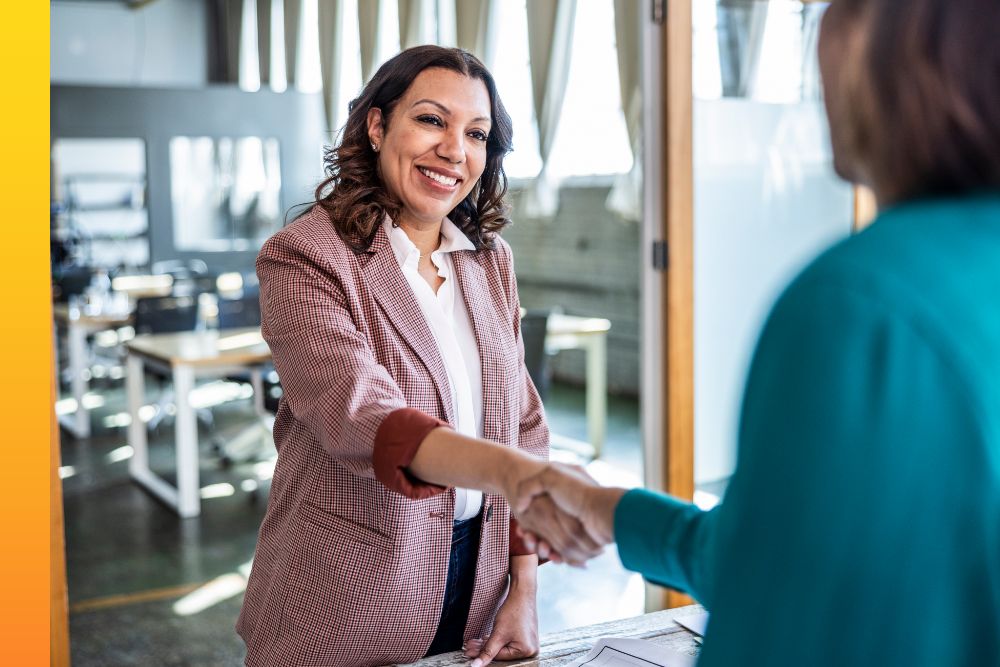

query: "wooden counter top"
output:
405 605 704 666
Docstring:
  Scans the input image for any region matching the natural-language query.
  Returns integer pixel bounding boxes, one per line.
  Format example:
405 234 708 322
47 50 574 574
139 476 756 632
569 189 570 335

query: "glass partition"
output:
169 136 282 252
692 0 853 493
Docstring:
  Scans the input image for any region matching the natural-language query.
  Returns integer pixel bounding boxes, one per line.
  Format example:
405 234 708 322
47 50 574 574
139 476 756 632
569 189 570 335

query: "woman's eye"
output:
417 115 443 127
469 130 488 142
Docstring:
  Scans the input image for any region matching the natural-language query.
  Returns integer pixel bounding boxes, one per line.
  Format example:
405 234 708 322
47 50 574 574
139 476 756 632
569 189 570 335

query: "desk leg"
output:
126 354 148 479
586 334 608 458
173 365 201 518
250 367 265 416
67 321 90 438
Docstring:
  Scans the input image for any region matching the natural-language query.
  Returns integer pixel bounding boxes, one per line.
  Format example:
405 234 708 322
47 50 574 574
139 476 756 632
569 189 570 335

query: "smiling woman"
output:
236 46 566 667
315 46 514 253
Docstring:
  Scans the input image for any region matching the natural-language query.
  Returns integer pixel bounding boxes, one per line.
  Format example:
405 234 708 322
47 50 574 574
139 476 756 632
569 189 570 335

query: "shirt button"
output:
484 505 493 522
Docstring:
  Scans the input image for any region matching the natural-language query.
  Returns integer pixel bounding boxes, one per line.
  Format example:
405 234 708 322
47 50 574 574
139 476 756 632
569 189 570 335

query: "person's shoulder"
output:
259 204 354 265
488 233 513 265
789 193 1000 314
490 232 513 255
769 193 1000 396
479 234 517 290
269 204 342 248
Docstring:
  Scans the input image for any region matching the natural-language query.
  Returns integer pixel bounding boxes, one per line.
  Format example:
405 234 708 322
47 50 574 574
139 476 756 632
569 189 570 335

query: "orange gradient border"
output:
1 3 51 664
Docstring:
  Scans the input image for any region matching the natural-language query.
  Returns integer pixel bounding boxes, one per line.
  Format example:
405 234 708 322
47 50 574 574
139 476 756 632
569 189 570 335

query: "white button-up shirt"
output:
383 217 484 521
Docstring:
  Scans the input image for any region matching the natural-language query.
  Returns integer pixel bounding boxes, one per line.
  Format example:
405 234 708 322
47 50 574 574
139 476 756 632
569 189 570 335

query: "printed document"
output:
562 638 696 667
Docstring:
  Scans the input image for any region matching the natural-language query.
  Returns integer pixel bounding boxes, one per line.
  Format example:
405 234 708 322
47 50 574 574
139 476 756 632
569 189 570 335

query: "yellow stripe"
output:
69 582 206 614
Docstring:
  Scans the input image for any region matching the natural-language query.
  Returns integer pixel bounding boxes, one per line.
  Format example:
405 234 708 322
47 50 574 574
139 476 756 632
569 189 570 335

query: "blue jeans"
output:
425 515 482 656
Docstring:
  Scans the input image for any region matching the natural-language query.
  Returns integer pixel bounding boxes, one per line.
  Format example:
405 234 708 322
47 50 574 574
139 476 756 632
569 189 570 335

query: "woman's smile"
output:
417 165 462 190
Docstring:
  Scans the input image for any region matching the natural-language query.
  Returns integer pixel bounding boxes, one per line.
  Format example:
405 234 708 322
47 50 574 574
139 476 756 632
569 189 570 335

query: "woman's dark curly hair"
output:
314 45 514 252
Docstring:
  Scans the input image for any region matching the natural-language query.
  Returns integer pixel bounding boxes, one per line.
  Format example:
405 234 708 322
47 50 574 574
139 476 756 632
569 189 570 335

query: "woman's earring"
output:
371 142 379 152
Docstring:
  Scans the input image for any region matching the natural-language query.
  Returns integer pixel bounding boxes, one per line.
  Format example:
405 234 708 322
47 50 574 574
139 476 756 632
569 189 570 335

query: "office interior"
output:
50 0 862 664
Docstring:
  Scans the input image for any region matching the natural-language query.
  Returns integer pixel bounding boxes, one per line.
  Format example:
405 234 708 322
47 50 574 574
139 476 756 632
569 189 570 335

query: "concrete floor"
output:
59 379 649 666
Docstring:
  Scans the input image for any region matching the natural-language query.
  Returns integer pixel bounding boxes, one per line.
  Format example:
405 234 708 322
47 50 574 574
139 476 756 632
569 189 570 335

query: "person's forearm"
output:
586 486 628 544
407 427 546 496
614 489 720 604
509 554 539 591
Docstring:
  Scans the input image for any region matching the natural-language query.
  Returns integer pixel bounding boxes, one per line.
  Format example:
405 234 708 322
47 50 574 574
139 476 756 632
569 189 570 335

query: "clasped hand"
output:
506 462 626 567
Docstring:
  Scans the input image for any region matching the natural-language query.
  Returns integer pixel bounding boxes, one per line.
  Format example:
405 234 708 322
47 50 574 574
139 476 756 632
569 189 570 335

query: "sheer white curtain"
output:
318 0 345 133
397 0 425 48
257 0 273 85
211 0 244 83
284 0 302 84
455 0 496 66
524 0 576 218
358 0 384 81
606 0 642 220
716 0 768 98
397 0 455 49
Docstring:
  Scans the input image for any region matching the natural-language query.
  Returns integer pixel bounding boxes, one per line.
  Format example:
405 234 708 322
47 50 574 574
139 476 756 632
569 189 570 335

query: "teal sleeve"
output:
614 489 720 604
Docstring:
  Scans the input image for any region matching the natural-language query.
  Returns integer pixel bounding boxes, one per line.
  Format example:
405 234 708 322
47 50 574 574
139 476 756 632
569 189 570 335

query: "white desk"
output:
545 313 612 458
125 327 271 517
53 303 133 438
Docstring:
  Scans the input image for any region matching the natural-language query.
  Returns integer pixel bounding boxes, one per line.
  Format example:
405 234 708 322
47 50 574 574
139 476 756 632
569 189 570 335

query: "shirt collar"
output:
382 216 475 270
438 217 476 254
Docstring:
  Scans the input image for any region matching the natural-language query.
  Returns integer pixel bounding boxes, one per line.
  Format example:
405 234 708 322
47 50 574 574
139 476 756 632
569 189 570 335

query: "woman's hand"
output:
514 463 626 563
464 558 539 667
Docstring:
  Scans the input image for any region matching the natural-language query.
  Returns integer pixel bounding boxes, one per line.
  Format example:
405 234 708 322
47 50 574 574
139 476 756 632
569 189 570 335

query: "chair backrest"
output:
171 273 219 298
520 309 551 400
54 266 93 302
217 293 262 330
151 259 209 279
134 295 200 335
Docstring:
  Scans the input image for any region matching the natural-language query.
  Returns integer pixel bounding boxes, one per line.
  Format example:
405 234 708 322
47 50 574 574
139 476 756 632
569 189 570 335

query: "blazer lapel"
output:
364 227 455 425
452 250 507 443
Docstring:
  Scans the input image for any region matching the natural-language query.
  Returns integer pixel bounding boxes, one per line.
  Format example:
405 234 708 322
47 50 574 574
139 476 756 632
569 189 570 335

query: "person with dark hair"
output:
236 46 563 666
508 0 1000 665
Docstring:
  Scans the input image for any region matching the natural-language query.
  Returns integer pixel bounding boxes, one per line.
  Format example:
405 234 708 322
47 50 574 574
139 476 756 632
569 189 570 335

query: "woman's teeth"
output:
419 167 458 186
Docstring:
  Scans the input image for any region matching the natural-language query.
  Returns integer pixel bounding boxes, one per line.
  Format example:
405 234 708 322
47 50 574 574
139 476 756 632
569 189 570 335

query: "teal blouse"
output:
615 194 1000 666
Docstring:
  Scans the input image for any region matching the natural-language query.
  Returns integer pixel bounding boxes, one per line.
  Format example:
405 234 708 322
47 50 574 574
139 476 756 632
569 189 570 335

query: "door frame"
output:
641 0 695 611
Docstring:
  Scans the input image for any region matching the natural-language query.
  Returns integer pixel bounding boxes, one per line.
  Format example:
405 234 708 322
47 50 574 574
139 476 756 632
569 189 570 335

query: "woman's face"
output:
367 68 492 228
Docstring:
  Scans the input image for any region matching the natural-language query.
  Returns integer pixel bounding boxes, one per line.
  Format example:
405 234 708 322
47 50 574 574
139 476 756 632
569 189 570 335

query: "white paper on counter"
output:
562 637 696 667
674 612 709 637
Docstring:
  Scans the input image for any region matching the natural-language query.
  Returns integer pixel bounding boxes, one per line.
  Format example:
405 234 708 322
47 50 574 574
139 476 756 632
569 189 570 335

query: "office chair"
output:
213 291 275 465
134 295 199 334
151 258 209 279
151 259 216 299
132 295 210 431
53 265 93 303
216 290 262 330
520 309 551 400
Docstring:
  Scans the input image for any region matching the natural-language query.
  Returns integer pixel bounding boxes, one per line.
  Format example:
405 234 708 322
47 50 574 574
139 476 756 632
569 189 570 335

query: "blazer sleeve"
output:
257 228 448 499
498 240 551 556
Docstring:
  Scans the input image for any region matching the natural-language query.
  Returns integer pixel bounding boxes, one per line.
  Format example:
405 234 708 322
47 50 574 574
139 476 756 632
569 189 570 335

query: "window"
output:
548 0 632 179
169 137 282 252
693 0 826 102
491 0 632 180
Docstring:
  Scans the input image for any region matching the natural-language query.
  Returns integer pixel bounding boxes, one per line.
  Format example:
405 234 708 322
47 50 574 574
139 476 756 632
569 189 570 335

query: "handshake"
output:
502 461 628 567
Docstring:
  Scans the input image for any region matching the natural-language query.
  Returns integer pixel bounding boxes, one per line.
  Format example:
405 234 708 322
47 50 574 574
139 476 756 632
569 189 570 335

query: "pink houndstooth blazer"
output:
236 205 549 667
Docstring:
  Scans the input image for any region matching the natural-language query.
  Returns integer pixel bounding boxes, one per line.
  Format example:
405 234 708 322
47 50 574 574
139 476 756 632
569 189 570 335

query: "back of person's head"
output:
315 45 513 251
819 0 1000 204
